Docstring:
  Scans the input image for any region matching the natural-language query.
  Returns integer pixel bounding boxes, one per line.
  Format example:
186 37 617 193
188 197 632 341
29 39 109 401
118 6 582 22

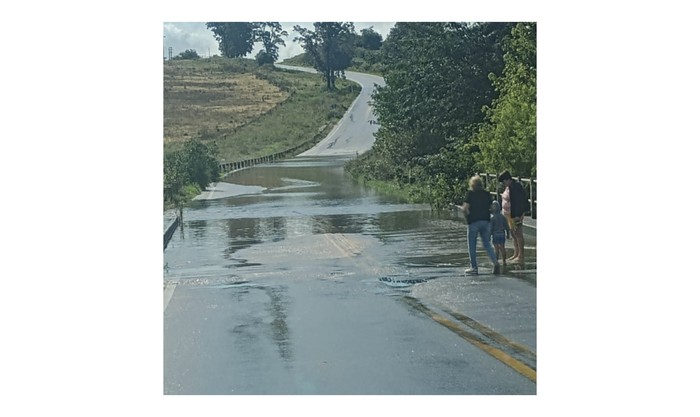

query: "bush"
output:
164 138 220 207
174 49 201 60
255 50 275 66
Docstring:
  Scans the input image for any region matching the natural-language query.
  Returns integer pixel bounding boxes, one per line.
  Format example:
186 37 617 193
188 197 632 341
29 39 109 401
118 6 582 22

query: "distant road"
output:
275 64 386 157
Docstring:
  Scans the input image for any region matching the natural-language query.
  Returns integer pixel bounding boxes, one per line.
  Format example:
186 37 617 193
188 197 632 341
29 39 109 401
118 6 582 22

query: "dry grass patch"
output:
163 58 360 163
164 61 288 145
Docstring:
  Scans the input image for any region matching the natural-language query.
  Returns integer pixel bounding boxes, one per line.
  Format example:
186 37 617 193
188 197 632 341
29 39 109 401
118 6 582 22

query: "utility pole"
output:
168 47 173 61
163 35 166 60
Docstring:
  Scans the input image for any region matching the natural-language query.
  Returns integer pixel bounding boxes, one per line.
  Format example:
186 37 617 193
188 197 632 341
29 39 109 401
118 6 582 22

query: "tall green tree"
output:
293 22 356 90
254 22 288 62
358 26 383 50
473 23 537 177
207 22 287 62
370 22 513 169
206 22 256 58
345 22 520 207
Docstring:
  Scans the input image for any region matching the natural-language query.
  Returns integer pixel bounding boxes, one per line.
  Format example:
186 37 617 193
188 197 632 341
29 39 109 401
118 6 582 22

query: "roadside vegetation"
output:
345 22 537 208
164 138 220 209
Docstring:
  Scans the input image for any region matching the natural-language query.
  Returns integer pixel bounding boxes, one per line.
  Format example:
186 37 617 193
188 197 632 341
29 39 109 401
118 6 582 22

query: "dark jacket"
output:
464 189 493 224
509 180 528 218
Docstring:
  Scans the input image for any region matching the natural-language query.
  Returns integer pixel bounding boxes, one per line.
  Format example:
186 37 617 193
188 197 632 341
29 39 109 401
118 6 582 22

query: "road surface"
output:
276 64 385 156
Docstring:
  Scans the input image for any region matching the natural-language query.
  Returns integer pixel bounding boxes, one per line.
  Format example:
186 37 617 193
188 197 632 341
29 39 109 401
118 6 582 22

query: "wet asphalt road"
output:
163 157 536 394
163 67 536 394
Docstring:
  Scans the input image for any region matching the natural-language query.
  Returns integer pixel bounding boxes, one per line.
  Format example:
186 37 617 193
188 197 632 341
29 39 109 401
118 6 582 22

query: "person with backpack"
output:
498 171 528 269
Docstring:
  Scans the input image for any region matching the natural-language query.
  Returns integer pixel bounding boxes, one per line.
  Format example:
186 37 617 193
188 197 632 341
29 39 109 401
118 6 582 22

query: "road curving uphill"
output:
275 64 385 157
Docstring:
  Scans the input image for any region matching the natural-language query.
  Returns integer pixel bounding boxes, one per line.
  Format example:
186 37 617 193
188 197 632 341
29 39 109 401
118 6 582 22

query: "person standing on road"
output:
461 175 500 275
498 171 528 269
490 200 510 270
501 182 520 262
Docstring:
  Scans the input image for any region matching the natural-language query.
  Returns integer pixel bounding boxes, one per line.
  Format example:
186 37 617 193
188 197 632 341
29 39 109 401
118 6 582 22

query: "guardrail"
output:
480 173 537 219
218 124 328 174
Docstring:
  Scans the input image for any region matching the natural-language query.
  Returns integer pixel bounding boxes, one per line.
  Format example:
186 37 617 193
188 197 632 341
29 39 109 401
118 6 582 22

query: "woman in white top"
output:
501 186 519 262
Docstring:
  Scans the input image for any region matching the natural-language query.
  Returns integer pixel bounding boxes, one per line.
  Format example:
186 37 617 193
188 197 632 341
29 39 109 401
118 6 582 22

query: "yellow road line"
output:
446 310 536 363
403 296 536 383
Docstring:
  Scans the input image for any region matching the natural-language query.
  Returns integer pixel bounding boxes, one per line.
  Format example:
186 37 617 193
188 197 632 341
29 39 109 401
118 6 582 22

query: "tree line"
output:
206 22 289 65
345 22 536 207
205 22 384 89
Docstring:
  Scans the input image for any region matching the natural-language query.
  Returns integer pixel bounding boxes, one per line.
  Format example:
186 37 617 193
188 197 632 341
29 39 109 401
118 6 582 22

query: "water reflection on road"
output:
173 157 418 267
165 154 538 285
163 154 536 394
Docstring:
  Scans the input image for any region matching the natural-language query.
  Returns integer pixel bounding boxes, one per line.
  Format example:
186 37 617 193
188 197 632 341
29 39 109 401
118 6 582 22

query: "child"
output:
490 200 510 269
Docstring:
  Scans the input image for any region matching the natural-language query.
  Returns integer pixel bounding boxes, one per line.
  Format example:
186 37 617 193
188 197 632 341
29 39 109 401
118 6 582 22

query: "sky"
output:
163 22 396 61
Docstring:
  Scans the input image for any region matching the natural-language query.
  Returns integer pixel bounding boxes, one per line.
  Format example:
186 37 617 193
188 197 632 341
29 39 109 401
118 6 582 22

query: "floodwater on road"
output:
163 155 536 394
165 155 535 286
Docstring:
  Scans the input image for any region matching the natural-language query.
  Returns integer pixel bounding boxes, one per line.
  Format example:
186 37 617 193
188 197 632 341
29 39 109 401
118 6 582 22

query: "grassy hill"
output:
164 57 359 163
279 53 312 68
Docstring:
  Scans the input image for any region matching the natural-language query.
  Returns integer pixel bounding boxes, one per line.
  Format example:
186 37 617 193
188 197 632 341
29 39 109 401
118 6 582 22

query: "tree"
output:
371 22 513 167
206 22 256 58
254 22 288 63
174 49 200 60
345 22 518 207
182 139 220 190
207 22 287 62
293 22 356 90
359 26 382 50
472 23 537 177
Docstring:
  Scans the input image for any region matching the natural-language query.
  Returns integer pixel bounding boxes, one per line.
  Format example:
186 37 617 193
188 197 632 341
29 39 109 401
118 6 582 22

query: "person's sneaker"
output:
493 264 500 274
464 268 478 276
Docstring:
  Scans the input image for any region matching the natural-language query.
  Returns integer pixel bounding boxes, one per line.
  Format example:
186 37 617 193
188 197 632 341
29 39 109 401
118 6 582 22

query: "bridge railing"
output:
479 173 537 220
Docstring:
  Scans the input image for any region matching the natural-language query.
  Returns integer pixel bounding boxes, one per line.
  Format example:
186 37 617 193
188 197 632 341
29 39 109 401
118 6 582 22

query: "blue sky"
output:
163 22 396 61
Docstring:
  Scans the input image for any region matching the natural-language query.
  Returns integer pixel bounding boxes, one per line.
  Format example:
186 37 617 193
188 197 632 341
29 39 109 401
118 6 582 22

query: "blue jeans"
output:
468 220 498 269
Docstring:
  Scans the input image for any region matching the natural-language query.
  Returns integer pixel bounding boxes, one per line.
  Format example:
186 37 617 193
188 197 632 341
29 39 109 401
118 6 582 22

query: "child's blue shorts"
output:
492 231 506 245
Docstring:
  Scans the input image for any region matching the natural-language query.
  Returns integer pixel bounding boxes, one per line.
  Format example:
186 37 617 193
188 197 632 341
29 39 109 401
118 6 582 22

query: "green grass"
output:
216 69 358 161
353 178 432 204
164 57 360 163
279 53 312 67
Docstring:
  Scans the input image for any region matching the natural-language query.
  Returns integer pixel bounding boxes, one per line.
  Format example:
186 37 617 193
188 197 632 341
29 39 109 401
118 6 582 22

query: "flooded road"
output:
163 155 536 394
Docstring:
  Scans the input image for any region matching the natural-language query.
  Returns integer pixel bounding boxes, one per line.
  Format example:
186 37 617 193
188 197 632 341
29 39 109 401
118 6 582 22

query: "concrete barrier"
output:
163 216 179 251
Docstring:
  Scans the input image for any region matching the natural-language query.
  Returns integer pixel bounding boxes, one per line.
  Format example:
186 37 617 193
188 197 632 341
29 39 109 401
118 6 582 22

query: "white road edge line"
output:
164 282 177 313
